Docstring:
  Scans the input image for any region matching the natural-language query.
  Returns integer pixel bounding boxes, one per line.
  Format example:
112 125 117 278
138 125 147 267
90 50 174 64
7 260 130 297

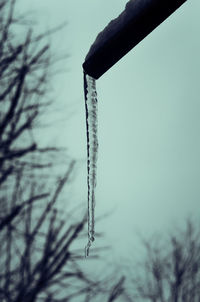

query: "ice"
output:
84 72 98 257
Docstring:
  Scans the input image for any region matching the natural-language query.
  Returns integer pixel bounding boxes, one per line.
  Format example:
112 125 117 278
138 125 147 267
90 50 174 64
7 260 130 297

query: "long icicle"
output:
84 72 98 257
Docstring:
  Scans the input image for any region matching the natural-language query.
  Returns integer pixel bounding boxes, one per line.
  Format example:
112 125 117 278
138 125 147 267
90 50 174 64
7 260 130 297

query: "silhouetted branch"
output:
130 219 200 302
107 276 126 302
0 193 49 231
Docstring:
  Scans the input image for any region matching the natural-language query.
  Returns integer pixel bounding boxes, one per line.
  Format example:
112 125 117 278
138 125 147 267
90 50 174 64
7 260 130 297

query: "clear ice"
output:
84 72 98 257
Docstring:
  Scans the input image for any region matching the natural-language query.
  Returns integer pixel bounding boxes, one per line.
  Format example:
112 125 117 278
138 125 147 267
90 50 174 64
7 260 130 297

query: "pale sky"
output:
19 0 200 261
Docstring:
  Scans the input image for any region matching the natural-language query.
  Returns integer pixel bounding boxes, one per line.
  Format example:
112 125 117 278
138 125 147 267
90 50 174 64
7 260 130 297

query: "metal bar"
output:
83 0 187 79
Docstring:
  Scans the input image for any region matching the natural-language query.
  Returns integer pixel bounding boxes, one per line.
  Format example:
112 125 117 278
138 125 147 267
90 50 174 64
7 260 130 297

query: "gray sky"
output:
19 0 200 260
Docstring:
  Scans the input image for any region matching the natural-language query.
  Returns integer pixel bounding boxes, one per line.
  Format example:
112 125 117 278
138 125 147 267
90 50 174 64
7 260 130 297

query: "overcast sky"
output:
19 0 200 261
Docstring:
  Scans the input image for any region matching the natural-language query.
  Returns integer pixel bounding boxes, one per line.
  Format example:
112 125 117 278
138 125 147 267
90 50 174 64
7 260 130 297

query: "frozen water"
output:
84 72 98 257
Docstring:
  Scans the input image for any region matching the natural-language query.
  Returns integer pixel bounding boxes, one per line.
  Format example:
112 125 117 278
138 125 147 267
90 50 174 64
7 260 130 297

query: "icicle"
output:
83 72 98 257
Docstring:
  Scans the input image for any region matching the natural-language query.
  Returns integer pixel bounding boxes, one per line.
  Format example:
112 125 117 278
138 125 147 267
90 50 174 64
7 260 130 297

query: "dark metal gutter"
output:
83 0 187 79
